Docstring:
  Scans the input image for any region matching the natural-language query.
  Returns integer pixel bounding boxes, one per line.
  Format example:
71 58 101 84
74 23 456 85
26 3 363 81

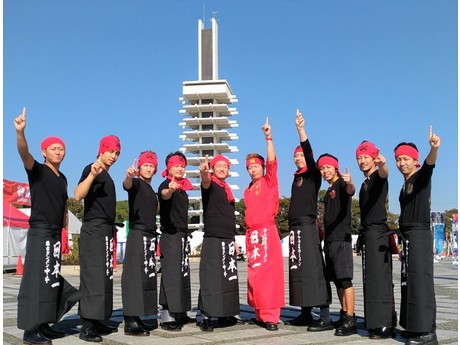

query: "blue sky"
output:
3 0 458 214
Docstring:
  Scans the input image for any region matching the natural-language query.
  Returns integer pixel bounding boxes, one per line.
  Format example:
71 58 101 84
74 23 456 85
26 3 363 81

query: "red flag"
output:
3 179 31 206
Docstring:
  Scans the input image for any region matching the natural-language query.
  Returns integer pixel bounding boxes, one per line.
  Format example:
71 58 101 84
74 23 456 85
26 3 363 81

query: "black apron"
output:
158 231 191 313
288 222 331 307
79 220 115 320
361 224 394 329
17 225 80 330
121 226 158 316
399 224 436 332
198 237 240 317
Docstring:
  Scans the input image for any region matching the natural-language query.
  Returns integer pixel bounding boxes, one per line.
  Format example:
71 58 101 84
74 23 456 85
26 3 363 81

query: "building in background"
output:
178 17 239 230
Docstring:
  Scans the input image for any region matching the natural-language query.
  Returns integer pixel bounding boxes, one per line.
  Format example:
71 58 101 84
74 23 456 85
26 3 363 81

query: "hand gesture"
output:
374 150 386 168
126 159 137 179
429 125 441 149
90 158 105 176
14 107 27 132
342 167 353 185
295 109 305 129
168 177 179 192
262 116 271 137
199 155 210 174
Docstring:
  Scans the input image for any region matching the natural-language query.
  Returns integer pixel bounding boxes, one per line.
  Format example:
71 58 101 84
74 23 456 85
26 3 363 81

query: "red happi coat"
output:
244 159 285 309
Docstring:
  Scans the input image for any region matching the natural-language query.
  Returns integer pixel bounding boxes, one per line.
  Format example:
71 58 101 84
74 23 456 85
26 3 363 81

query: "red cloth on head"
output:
41 136 65 150
317 155 339 170
356 141 378 159
138 151 158 171
161 155 187 177
246 157 264 169
394 145 419 161
210 154 230 168
98 135 121 155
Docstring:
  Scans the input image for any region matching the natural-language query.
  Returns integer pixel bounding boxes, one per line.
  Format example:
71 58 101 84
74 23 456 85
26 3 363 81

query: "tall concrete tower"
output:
178 17 239 230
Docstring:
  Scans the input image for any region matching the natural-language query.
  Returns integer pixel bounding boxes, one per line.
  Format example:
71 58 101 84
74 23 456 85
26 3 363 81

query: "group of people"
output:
15 106 440 345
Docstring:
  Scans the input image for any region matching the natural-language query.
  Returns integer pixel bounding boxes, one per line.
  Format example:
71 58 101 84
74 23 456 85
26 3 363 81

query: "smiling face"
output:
42 143 66 165
395 155 418 179
212 161 230 181
168 164 185 179
319 164 339 183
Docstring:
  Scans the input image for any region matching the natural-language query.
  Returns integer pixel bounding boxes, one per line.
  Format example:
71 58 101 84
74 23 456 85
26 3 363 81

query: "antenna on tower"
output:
202 5 206 23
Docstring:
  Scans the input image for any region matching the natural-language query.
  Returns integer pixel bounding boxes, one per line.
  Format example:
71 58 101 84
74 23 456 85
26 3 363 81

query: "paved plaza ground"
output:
3 255 458 345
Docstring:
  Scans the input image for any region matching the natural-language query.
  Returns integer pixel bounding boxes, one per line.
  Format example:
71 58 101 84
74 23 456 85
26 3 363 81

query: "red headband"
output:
294 145 303 155
211 154 230 168
394 145 419 161
138 151 158 170
317 156 339 170
162 155 187 177
356 141 378 159
98 135 121 155
246 157 264 169
41 136 65 151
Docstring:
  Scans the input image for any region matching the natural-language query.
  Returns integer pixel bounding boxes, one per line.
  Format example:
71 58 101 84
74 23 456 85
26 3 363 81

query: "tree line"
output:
66 192 458 240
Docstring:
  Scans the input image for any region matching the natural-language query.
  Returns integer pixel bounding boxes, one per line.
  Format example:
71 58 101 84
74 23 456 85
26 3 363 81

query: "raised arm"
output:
262 116 275 162
426 125 441 166
295 109 308 143
374 150 389 179
342 167 356 195
74 158 104 202
123 159 137 190
199 155 211 189
14 107 34 170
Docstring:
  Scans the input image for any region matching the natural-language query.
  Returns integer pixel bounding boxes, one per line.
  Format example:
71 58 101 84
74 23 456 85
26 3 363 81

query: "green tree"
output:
67 198 84 220
115 200 129 224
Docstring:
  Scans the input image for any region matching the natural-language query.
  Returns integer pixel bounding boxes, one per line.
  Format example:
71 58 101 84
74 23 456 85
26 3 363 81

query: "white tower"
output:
179 17 239 230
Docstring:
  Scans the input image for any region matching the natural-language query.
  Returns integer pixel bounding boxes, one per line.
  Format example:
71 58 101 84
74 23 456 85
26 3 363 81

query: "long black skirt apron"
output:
18 225 79 330
79 220 114 320
361 224 394 329
121 226 158 316
400 224 436 333
288 222 331 307
159 231 191 313
198 237 240 317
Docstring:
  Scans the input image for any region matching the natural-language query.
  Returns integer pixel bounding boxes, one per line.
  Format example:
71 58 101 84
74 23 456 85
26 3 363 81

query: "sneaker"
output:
307 319 334 332
334 313 357 336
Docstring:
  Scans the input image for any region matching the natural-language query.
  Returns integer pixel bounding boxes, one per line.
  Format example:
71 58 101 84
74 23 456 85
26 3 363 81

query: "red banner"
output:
3 179 31 206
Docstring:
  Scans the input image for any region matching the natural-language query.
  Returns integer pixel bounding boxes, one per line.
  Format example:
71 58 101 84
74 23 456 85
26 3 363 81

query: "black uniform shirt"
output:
27 160 68 227
288 139 321 224
158 179 189 233
323 177 353 241
201 180 236 239
359 170 388 226
124 178 158 229
399 161 434 226
78 163 116 223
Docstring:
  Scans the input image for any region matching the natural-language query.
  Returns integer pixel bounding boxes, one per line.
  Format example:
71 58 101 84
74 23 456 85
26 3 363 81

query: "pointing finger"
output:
22 107 26 118
265 116 269 125
345 167 350 174
133 158 137 167
429 125 433 138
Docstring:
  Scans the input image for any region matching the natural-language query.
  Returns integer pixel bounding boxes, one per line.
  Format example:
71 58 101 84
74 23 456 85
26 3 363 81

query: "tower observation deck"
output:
178 17 239 230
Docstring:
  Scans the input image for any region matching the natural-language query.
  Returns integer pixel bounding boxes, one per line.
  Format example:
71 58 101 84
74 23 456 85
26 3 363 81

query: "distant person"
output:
15 107 78 345
198 154 243 332
394 126 440 345
244 117 284 331
317 153 357 336
74 135 121 342
157 152 193 331
355 141 395 339
121 151 160 336
284 110 332 331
